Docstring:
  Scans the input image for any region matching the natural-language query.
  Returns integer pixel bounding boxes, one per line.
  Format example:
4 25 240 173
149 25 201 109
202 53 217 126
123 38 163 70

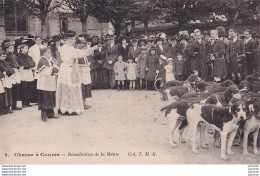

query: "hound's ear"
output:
248 104 254 112
224 89 232 101
229 106 232 113
230 104 238 117
246 105 250 117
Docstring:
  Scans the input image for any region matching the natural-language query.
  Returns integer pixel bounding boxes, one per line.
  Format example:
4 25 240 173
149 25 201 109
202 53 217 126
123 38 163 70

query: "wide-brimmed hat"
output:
167 58 173 62
118 35 129 43
50 35 61 42
130 36 138 43
3 42 13 49
180 34 189 41
108 35 117 40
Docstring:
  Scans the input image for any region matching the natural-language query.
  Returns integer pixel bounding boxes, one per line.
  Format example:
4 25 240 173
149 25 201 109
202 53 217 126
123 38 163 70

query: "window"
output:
4 0 28 35
60 17 68 33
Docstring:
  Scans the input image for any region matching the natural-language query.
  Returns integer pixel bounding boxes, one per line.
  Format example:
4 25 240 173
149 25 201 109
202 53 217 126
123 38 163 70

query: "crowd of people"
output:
0 26 260 122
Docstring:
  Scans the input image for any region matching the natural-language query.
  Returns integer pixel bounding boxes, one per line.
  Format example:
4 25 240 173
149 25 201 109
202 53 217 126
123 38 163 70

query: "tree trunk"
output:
177 18 186 30
81 18 88 34
143 19 149 35
40 18 48 39
131 20 135 36
227 11 239 28
113 21 122 37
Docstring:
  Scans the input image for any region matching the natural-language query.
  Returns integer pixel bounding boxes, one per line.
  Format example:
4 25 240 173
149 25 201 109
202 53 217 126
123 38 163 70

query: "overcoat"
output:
206 39 226 78
226 39 245 75
244 38 258 73
136 52 148 79
187 39 206 71
145 54 159 81
103 44 119 71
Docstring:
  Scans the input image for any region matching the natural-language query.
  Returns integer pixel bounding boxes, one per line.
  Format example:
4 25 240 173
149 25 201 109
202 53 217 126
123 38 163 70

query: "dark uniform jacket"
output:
226 38 245 74
244 38 258 72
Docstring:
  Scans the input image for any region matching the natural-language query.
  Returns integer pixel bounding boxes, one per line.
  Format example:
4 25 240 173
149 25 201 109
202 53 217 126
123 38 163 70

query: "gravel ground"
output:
0 90 259 164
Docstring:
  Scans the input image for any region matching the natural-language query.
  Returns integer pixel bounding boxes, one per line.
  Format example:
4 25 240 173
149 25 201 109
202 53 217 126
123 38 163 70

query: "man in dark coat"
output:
187 29 206 78
206 30 226 82
226 28 245 82
103 35 118 89
178 34 190 79
244 30 258 73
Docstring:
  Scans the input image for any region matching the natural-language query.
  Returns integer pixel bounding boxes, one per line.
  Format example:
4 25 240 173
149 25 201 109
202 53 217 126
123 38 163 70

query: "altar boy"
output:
37 47 59 122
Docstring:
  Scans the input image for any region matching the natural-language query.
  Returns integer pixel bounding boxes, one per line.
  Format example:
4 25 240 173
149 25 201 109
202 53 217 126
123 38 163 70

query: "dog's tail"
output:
154 78 164 93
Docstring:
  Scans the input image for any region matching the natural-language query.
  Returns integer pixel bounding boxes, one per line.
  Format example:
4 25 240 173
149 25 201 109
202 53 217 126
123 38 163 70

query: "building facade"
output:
0 0 113 41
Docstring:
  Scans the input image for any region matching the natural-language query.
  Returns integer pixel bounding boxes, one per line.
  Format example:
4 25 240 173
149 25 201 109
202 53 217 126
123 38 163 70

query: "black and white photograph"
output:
0 0 260 168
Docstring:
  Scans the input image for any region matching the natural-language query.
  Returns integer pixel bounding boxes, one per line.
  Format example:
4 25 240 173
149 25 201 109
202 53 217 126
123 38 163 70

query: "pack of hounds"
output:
156 73 260 160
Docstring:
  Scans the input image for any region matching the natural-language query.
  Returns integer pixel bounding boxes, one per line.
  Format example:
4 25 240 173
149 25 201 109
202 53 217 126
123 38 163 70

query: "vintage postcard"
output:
0 0 260 166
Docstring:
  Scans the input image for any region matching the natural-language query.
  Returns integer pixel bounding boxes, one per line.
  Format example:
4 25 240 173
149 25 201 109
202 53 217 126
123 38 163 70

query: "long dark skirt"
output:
96 67 110 89
0 92 6 113
31 80 38 103
81 84 92 99
20 81 34 101
5 88 12 107
0 88 12 113
90 69 98 89
12 84 20 107
38 90 56 110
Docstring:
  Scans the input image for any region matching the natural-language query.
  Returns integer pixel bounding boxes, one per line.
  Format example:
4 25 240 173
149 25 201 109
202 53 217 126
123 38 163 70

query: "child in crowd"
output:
164 58 175 82
17 44 35 108
126 58 137 90
136 46 148 90
174 52 185 81
114 55 127 91
37 47 59 122
0 50 14 114
145 46 159 90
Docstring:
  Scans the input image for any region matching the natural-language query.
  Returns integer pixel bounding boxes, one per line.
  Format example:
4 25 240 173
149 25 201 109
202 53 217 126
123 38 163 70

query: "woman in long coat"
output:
93 44 110 89
136 46 148 90
145 47 159 90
